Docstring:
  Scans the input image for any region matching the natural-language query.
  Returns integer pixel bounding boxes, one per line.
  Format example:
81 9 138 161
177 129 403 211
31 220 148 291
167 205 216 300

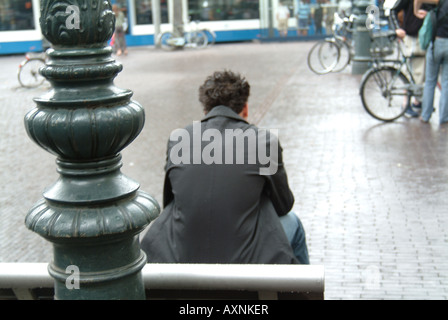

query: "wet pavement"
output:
1 41 447 300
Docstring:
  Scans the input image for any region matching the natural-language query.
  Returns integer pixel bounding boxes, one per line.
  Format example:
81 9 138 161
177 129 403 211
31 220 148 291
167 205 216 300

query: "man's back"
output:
141 106 298 264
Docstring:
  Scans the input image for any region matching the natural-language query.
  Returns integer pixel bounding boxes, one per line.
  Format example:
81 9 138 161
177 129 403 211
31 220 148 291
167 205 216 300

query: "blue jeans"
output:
421 38 448 124
280 212 310 264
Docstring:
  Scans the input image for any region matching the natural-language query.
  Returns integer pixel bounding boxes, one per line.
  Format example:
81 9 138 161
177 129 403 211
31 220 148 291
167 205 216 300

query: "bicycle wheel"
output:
360 66 410 122
158 32 176 51
18 58 45 88
331 38 351 73
186 30 208 49
307 39 340 75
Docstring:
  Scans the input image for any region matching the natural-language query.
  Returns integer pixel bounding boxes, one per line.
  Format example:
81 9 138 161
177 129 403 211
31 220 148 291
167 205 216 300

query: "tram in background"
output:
0 0 355 55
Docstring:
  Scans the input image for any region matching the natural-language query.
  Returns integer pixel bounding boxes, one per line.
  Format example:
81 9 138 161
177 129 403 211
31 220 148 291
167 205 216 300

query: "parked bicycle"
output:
307 13 355 75
189 20 216 47
307 13 399 75
157 20 215 51
196 22 217 47
18 51 47 88
359 31 423 122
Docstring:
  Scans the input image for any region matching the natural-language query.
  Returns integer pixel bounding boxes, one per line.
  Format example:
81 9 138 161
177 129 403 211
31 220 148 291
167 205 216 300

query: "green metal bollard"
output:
351 0 373 75
24 0 160 300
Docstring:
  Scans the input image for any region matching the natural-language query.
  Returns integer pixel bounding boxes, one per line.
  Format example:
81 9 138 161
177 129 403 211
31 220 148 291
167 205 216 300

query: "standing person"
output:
277 1 291 37
313 0 324 35
415 0 448 124
324 1 336 35
141 70 310 265
112 4 128 56
390 0 429 118
296 0 311 36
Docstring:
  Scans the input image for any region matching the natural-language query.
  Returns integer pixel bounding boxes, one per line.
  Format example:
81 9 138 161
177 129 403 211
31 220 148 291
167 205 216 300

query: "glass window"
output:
188 0 260 22
135 0 169 25
0 0 35 31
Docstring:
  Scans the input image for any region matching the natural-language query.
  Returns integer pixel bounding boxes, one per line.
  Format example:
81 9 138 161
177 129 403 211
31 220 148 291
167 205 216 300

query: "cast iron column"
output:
24 0 160 300
351 0 372 74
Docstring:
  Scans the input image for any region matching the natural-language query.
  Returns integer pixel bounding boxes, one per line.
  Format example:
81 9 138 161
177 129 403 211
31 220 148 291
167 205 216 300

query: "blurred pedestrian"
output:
415 0 448 124
141 70 309 265
313 0 324 35
277 1 291 37
324 1 336 35
112 4 128 56
296 0 311 36
390 0 428 118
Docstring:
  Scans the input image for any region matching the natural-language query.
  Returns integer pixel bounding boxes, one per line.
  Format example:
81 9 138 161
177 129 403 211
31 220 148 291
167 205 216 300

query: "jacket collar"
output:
201 105 249 124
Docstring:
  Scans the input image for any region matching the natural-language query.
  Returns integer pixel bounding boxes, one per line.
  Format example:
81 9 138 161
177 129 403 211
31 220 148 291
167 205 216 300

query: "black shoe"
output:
405 106 419 118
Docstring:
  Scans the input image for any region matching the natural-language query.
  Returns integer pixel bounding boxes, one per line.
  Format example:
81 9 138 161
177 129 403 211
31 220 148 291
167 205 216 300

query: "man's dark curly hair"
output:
199 70 251 114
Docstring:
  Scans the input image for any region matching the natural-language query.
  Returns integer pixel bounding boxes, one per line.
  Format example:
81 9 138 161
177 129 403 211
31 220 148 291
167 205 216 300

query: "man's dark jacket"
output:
141 106 298 264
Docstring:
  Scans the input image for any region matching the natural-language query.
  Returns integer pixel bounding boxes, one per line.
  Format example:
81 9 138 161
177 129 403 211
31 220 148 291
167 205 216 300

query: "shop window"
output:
188 0 260 22
135 0 169 25
0 0 35 31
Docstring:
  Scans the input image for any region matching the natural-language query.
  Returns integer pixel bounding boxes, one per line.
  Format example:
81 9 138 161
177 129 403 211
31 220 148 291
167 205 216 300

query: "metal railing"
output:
0 263 325 300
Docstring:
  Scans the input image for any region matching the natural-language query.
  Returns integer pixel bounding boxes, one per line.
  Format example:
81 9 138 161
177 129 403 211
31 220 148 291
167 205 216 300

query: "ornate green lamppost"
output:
24 0 160 300
351 0 372 75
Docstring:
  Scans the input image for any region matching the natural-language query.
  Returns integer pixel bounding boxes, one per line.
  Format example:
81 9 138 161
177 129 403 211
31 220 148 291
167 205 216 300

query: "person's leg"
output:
116 33 123 55
440 64 448 124
437 39 448 124
280 212 310 264
410 36 426 108
404 36 422 117
421 43 441 122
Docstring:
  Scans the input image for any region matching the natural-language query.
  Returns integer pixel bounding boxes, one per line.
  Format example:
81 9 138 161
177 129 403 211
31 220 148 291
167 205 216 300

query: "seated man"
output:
141 70 309 265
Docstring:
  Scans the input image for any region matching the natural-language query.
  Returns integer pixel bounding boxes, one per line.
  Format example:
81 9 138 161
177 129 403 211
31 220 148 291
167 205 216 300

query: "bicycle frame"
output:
370 37 422 97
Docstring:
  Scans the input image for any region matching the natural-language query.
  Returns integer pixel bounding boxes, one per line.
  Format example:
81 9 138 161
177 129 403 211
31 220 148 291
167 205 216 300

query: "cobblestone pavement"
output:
1 41 447 300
